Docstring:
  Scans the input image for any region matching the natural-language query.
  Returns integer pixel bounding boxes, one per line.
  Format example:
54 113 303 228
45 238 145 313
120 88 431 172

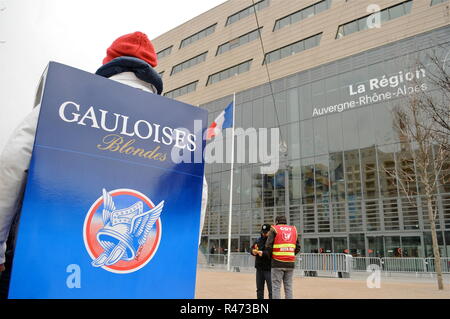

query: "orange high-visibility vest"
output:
272 225 297 262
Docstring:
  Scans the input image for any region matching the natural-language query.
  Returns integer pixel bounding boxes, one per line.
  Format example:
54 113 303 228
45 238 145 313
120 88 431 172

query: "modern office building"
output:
152 0 450 258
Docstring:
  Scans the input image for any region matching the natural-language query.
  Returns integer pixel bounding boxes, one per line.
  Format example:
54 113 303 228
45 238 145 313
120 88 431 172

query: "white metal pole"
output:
227 93 236 272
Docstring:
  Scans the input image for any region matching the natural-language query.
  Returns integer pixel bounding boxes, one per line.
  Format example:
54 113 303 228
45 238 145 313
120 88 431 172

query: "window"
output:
216 28 262 55
336 1 413 39
156 46 172 60
207 60 252 85
349 234 365 257
344 150 362 199
343 21 358 36
163 81 198 99
263 33 322 64
301 158 315 205
180 24 217 48
303 238 318 252
315 155 330 203
389 3 405 19
171 52 208 75
273 0 331 31
330 152 345 202
315 0 329 14
402 197 420 230
431 0 449 5
333 237 348 252
226 0 269 26
303 6 314 19
360 147 379 199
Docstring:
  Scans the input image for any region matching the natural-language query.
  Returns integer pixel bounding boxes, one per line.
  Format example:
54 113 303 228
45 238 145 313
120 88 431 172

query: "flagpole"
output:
227 93 236 272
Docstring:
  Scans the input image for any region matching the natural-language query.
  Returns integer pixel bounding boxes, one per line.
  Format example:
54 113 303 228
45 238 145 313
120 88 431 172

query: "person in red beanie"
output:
0 31 210 299
95 31 163 95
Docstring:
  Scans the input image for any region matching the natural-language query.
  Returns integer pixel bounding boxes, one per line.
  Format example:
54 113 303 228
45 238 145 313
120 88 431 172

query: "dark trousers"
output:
256 269 272 299
0 249 14 299
0 199 21 299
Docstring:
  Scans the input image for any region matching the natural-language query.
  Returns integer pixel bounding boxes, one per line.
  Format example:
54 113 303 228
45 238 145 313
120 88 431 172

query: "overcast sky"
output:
0 0 227 150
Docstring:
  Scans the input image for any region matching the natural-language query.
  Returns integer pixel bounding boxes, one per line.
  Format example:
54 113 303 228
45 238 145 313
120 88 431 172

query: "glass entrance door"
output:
367 236 384 257
319 237 332 253
239 236 250 253
304 238 318 253
333 237 348 254
401 236 423 257
349 233 366 257
385 236 401 257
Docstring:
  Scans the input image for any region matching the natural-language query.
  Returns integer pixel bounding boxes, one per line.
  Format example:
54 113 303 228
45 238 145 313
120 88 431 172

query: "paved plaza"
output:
195 269 450 299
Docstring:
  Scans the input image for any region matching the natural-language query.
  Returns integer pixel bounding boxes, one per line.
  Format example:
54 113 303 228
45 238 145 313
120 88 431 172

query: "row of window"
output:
273 0 331 31
206 151 448 207
226 0 270 26
163 81 198 99
180 24 217 49
204 196 450 236
431 0 449 5
207 60 252 86
263 33 322 65
336 0 413 39
216 28 261 56
156 45 172 60
171 51 208 75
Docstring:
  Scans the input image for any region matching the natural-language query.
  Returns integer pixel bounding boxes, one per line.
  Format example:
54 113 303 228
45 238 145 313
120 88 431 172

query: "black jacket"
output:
250 236 271 271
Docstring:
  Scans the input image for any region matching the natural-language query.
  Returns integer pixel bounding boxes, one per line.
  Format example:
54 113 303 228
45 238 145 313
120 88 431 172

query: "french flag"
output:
206 101 234 140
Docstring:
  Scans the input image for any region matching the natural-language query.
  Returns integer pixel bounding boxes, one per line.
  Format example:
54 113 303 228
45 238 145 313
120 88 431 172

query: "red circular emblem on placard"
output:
83 189 162 274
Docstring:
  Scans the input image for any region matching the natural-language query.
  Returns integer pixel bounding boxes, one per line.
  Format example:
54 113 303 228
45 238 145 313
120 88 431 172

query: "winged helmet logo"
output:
83 188 164 274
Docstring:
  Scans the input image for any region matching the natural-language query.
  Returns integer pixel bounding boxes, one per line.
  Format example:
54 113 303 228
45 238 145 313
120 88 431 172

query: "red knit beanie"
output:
102 31 158 67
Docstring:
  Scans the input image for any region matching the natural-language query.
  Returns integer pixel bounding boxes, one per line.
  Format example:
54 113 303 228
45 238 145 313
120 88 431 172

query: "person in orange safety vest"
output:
264 215 300 299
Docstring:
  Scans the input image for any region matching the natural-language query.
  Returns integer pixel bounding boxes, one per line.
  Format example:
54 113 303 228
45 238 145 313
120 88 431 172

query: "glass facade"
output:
200 26 450 258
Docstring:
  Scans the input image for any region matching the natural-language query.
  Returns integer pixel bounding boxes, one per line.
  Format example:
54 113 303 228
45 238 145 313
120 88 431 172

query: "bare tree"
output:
417 47 450 141
389 50 449 290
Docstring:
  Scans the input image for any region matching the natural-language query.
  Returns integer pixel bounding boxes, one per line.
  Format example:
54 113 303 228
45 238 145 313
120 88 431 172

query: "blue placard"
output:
8 62 207 299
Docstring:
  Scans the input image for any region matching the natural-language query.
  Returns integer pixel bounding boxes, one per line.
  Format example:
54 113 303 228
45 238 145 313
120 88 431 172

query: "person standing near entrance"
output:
265 215 300 299
250 224 272 299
